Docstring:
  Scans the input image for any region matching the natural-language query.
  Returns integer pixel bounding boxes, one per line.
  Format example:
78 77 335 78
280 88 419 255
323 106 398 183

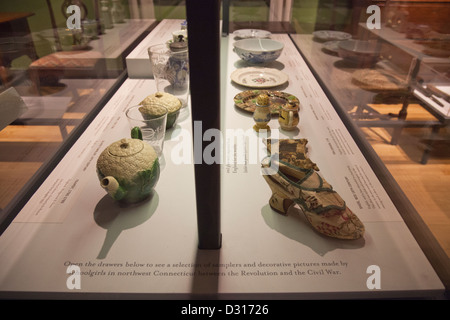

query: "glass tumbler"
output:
126 104 168 157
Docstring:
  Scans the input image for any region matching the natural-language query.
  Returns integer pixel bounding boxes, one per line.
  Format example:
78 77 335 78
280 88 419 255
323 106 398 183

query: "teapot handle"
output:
288 111 293 127
131 126 143 140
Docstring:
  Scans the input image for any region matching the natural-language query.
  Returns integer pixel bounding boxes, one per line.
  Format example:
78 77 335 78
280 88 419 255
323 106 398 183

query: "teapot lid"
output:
256 94 269 106
169 40 188 52
107 138 144 157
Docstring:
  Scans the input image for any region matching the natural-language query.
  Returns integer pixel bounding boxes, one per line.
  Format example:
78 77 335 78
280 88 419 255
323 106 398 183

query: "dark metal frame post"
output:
186 0 222 250
222 0 230 36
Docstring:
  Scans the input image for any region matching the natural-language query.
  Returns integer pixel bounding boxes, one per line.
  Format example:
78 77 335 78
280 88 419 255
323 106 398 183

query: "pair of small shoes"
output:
261 156 365 240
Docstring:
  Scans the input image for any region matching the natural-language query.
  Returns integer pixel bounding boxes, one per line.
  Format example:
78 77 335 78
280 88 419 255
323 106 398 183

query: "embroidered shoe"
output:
261 156 365 240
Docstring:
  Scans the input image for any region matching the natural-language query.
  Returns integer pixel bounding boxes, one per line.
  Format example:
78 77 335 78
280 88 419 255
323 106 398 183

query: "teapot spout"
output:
100 176 127 201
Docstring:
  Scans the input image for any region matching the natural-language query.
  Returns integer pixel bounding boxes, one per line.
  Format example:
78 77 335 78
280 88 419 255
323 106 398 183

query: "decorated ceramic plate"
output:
313 30 352 42
233 29 272 39
231 67 288 88
234 90 299 114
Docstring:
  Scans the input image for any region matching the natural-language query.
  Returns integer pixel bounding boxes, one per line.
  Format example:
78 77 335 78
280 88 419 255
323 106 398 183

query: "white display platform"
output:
80 19 155 72
0 28 444 299
126 19 185 78
219 34 444 298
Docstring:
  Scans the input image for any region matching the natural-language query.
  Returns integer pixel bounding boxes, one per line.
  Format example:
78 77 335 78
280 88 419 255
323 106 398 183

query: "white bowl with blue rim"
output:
233 38 284 64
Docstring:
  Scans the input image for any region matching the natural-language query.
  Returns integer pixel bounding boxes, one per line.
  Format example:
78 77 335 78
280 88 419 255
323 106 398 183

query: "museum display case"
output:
0 0 448 300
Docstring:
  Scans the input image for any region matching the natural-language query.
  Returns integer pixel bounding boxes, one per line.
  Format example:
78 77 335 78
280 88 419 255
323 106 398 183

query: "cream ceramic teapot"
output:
96 129 160 203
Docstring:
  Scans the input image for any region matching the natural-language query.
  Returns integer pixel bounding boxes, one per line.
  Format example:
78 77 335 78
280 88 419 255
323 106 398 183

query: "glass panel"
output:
222 0 449 286
0 1 157 221
287 0 450 258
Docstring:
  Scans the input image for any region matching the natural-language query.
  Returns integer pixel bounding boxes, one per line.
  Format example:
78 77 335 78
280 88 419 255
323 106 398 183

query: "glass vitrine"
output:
0 0 448 299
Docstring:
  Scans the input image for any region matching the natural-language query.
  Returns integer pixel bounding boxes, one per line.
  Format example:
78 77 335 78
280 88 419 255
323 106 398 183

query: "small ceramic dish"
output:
234 90 299 114
231 67 288 88
313 30 352 42
233 29 272 39
322 41 341 55
338 40 380 66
